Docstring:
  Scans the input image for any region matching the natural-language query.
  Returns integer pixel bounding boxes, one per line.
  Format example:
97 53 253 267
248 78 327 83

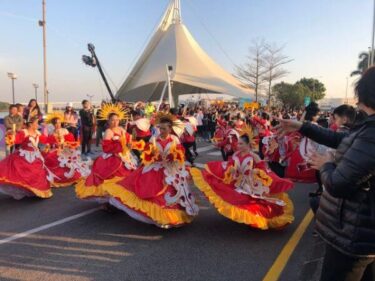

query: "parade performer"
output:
104 113 199 228
212 115 228 148
181 119 197 166
283 103 325 183
190 125 294 230
0 117 53 199
43 112 90 188
128 110 152 142
75 103 140 202
218 121 239 161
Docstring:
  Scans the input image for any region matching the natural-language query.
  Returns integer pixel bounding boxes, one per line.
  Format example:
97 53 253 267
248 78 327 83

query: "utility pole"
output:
33 83 39 102
39 0 48 113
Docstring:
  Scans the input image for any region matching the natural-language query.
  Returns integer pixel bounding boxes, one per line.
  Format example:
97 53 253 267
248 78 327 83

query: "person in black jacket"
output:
79 100 95 156
276 67 375 281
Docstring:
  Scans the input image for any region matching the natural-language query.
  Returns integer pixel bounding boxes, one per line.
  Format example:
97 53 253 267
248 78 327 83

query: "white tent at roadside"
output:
116 0 254 105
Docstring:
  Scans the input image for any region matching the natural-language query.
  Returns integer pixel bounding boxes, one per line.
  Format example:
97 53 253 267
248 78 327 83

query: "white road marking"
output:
0 207 100 245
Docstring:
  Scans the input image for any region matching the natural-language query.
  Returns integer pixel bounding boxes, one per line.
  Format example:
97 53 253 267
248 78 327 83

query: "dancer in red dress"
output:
191 126 294 230
75 104 139 202
104 113 199 228
43 112 90 188
0 117 53 199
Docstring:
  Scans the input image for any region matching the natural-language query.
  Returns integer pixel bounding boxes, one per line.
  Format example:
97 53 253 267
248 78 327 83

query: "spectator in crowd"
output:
64 102 79 140
23 99 42 123
195 108 204 140
79 100 95 156
4 104 23 132
4 104 24 155
332 104 356 133
15 103 25 123
276 67 375 281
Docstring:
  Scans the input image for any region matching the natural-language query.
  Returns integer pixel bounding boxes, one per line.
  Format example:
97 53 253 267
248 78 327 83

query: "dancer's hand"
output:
274 119 303 137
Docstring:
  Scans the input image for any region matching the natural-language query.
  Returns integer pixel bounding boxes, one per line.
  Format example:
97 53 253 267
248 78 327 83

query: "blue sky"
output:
0 0 373 104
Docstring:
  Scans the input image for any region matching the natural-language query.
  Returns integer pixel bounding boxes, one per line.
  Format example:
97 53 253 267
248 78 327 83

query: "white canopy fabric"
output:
116 0 254 103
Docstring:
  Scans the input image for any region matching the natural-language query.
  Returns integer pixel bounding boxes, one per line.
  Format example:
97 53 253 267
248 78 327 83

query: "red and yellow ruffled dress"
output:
104 135 199 228
43 129 91 188
191 151 294 230
75 131 137 202
0 130 53 199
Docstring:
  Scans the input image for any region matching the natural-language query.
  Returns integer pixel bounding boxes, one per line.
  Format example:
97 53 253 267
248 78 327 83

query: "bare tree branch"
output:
262 43 293 105
234 38 267 101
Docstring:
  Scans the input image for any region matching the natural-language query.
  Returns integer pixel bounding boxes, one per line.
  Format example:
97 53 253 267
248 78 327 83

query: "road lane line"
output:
0 207 100 245
262 209 314 281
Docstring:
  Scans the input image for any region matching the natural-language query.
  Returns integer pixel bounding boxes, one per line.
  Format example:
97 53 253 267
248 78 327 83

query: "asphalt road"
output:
0 143 318 281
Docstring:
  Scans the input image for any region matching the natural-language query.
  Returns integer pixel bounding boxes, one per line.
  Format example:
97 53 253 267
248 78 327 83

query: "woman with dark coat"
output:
276 67 375 281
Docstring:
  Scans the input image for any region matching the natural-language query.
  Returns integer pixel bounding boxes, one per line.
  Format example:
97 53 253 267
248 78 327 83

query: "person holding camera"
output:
276 67 375 281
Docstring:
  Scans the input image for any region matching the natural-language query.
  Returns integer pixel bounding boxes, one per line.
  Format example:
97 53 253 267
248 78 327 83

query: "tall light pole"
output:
7 72 17 104
32 83 39 102
39 0 48 113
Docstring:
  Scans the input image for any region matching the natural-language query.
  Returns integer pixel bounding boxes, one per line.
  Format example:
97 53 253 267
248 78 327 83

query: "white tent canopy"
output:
116 0 254 104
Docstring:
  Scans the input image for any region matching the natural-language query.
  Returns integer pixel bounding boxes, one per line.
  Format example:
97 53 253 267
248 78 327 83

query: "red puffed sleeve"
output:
14 130 26 145
39 134 49 144
64 133 75 142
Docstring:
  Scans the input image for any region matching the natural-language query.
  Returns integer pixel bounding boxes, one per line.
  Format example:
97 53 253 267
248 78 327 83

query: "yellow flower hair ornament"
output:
98 103 129 121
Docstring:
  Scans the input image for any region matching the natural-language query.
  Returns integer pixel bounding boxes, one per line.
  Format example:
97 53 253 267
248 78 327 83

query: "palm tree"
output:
351 52 371 76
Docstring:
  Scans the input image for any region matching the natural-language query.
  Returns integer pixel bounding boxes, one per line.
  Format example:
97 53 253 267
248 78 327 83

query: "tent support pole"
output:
157 81 168 111
166 64 174 108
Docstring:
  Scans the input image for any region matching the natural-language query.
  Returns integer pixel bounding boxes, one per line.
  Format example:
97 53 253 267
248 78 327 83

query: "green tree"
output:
272 82 306 110
296 78 326 101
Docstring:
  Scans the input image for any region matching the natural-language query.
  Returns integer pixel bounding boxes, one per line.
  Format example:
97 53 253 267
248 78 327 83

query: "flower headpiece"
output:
155 112 185 137
45 112 65 124
98 103 129 121
238 124 254 141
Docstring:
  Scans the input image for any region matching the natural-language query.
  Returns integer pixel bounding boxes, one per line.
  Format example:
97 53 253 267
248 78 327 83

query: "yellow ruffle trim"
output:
103 182 193 226
0 177 53 198
52 177 82 188
75 176 123 199
190 168 294 230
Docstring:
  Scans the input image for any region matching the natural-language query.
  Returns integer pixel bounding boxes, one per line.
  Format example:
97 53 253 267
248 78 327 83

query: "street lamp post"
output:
7 72 17 104
39 0 48 113
32 83 39 102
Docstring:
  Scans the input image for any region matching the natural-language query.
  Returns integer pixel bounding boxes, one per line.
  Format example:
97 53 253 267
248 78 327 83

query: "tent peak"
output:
172 0 181 24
